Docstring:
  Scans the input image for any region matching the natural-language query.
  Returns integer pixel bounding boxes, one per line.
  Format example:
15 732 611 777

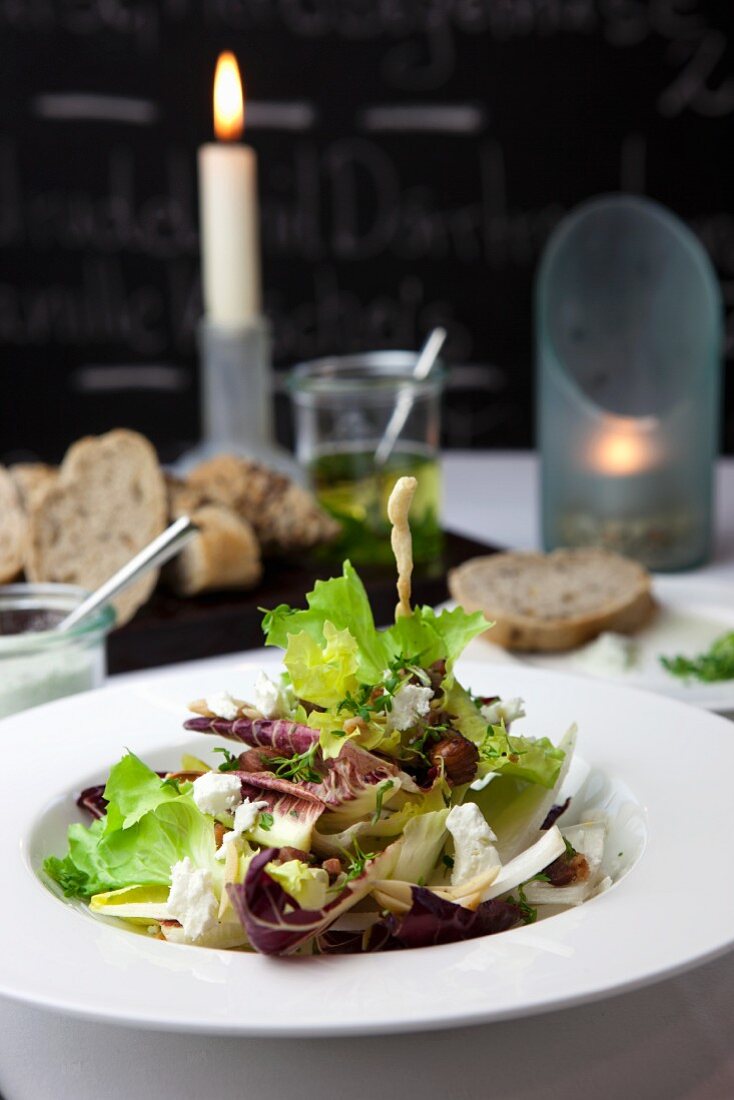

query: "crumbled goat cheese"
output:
480 696 525 727
253 670 294 719
386 683 433 732
205 691 239 720
167 857 219 940
215 797 270 860
191 771 243 817
446 803 501 887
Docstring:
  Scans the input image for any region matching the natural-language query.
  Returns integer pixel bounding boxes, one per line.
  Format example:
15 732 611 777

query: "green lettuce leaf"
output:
102 752 181 834
388 605 491 673
446 683 564 789
284 622 360 708
477 728 565 789
262 561 492 689
44 754 220 899
263 561 387 683
445 682 491 745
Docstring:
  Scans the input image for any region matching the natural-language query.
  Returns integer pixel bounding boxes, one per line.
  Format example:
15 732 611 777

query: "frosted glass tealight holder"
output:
536 196 722 571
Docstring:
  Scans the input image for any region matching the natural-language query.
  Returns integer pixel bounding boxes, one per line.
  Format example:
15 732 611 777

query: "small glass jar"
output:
0 585 115 720
289 351 444 567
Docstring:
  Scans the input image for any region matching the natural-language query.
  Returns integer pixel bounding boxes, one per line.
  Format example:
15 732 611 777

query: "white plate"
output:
470 576 734 712
2 656 734 1037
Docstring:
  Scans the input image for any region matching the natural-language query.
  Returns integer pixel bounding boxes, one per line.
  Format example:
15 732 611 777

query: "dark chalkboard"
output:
1 2 733 462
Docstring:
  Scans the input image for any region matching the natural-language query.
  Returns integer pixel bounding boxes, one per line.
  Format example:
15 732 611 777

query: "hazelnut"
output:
428 733 479 785
544 852 590 887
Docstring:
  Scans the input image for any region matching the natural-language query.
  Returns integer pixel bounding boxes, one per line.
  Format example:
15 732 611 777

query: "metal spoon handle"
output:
374 327 447 468
55 516 199 633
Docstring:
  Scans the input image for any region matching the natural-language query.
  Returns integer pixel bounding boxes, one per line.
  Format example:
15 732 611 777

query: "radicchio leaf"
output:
238 744 398 814
541 797 571 830
227 843 398 955
376 888 522 949
238 774 326 805
76 785 108 820
239 782 325 849
187 714 399 817
301 741 398 809
317 922 397 955
184 715 318 755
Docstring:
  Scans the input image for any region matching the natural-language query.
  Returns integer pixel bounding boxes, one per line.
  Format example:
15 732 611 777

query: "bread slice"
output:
449 548 654 652
26 429 166 625
0 466 26 582
165 503 262 596
186 455 340 554
10 463 57 512
165 473 208 521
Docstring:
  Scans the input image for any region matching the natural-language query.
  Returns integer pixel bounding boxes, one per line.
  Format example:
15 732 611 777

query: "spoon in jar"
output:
54 516 199 633
374 327 446 468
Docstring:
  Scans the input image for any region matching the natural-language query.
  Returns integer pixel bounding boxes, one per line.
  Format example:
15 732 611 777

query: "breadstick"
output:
387 476 417 619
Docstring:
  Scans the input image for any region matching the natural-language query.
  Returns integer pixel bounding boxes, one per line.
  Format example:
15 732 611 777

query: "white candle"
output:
198 52 261 327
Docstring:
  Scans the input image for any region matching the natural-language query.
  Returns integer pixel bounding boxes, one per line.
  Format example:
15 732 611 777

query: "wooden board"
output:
107 531 497 675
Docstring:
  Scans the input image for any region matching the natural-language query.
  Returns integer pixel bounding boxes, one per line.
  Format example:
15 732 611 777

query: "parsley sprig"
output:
213 747 241 773
269 743 322 785
336 654 427 725
342 839 376 884
479 721 526 765
337 683 393 722
660 631 734 683
506 883 538 925
371 779 395 824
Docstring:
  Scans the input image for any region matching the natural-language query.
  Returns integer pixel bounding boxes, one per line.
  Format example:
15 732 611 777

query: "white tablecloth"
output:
3 451 734 1100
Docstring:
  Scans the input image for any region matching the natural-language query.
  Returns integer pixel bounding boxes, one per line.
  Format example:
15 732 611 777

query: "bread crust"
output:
449 549 655 652
0 466 26 582
165 504 262 596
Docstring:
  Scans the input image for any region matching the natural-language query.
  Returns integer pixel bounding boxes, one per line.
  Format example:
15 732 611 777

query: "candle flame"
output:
213 52 244 141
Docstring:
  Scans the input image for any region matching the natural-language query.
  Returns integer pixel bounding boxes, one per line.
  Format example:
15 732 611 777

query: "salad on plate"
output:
45 478 611 955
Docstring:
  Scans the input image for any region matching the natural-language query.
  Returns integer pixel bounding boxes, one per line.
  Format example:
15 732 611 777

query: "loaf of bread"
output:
0 466 26 583
186 455 340 554
449 548 654 652
165 503 262 596
26 429 166 625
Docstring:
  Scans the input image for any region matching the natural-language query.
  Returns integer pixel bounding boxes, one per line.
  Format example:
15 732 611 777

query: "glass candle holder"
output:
0 584 115 720
289 351 444 567
536 195 722 571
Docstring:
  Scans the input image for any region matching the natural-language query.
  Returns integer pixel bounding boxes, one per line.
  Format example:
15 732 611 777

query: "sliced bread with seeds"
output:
449 548 654 652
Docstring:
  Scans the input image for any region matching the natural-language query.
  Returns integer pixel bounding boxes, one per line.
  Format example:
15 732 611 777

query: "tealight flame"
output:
590 421 659 476
213 52 244 142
